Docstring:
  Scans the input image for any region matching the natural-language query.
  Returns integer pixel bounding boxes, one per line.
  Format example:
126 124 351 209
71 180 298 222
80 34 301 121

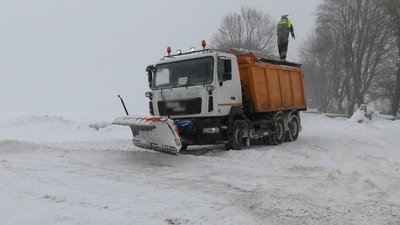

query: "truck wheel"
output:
231 120 243 150
271 117 285 145
288 115 300 141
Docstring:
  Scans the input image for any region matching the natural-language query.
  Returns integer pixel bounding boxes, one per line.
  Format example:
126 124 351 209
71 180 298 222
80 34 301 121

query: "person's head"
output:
281 15 289 20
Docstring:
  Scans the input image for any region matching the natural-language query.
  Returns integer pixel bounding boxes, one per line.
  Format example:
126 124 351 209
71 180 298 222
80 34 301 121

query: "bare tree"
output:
301 5 350 113
211 6 276 55
383 0 400 117
301 34 336 112
302 0 392 116
319 0 391 115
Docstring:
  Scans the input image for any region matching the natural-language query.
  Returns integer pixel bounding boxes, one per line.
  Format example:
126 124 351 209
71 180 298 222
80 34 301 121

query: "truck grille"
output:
158 98 202 116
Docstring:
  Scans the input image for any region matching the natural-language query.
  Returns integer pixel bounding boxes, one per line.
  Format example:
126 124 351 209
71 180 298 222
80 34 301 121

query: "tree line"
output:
301 0 400 116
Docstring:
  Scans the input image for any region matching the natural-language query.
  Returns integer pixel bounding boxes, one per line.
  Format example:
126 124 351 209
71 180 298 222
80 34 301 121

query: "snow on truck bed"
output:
0 113 399 225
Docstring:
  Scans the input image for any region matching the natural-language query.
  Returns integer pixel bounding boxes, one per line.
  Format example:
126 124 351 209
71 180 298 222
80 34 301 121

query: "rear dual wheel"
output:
285 114 300 142
269 116 285 145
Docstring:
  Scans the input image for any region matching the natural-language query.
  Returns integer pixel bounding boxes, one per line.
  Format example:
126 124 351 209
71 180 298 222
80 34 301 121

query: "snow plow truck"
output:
113 41 307 155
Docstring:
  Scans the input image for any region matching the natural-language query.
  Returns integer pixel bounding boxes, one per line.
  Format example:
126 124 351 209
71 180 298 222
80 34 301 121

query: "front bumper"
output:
174 118 226 145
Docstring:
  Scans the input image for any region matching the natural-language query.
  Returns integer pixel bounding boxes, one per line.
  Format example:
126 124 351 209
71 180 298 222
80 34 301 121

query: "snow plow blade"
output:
112 116 182 155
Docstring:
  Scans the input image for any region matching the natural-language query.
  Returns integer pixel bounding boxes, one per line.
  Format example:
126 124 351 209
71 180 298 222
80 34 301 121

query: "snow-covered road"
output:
0 113 399 225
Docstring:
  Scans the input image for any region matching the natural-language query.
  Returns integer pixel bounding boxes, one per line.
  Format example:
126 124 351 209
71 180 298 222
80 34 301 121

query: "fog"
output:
0 0 318 120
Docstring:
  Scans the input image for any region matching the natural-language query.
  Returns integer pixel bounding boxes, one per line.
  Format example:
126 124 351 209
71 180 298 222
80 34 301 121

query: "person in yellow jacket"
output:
277 15 295 60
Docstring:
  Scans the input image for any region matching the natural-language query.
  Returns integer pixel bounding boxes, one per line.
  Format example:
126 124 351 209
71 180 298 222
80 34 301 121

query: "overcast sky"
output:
0 0 319 120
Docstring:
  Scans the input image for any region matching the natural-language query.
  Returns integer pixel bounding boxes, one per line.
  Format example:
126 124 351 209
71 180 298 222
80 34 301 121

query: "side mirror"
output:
145 65 154 87
223 59 232 81
145 65 154 73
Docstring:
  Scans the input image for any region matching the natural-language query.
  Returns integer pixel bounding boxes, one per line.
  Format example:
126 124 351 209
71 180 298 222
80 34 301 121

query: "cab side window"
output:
217 58 225 81
218 58 232 81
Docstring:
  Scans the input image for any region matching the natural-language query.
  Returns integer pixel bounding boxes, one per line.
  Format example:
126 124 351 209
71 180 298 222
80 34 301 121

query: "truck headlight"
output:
203 127 220 134
206 85 215 92
145 92 152 98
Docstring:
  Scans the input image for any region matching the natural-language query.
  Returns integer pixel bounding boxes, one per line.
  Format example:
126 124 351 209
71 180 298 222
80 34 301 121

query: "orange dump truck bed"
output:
236 53 307 113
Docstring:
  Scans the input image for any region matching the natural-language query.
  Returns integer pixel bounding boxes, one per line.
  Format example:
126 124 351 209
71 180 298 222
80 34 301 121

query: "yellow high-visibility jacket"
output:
277 19 295 39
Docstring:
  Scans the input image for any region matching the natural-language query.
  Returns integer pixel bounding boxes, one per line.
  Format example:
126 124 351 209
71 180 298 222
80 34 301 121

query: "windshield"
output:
153 57 214 89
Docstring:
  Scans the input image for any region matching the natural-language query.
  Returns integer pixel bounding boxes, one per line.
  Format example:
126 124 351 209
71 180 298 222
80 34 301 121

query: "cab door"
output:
214 56 242 116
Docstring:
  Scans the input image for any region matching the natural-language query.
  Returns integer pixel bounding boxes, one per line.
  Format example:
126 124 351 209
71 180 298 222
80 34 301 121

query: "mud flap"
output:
112 116 182 155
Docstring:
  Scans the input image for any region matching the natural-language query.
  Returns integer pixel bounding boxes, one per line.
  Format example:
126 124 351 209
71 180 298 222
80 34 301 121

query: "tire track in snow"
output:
1 137 400 225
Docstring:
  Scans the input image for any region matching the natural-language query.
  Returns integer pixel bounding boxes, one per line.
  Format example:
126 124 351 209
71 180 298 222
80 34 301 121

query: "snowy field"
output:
0 113 399 225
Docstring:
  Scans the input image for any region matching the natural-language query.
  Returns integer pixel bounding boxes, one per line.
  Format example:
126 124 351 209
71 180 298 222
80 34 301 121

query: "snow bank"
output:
88 122 112 130
0 115 130 143
5 115 74 126
349 107 395 123
348 108 368 123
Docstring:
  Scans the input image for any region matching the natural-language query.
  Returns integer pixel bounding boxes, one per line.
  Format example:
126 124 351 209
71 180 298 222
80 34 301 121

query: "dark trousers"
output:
278 36 289 60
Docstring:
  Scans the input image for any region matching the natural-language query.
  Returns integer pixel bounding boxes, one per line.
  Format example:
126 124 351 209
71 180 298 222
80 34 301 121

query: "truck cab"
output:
148 51 242 119
145 50 244 148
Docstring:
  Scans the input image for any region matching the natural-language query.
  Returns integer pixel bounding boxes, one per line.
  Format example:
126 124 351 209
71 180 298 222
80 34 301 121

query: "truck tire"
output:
287 114 300 141
230 120 244 150
270 116 285 145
